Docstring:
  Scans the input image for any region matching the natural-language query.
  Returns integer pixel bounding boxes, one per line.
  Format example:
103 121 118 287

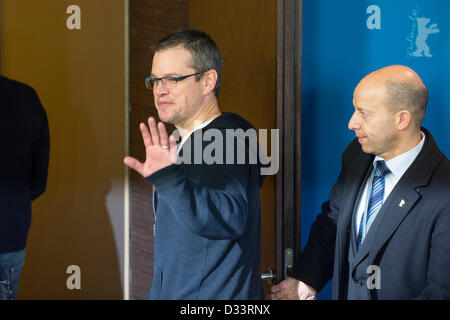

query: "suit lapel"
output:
351 184 419 269
336 152 372 248
368 187 419 263
334 146 373 295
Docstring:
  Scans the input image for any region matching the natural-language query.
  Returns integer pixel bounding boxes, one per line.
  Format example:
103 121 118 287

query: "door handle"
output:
261 268 275 281
284 248 294 278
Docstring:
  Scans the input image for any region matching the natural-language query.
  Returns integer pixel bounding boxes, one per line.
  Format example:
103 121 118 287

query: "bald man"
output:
271 65 450 300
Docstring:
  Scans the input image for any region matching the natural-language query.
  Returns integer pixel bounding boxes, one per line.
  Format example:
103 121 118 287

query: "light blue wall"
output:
301 0 450 299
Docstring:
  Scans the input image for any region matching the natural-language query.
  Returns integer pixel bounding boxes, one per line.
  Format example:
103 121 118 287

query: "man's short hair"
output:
385 80 428 127
153 29 223 97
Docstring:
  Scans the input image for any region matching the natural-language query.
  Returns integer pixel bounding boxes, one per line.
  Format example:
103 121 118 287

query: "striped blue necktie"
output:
356 160 391 251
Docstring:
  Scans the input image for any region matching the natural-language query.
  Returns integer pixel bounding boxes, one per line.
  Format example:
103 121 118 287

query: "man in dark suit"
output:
271 65 450 300
0 76 50 299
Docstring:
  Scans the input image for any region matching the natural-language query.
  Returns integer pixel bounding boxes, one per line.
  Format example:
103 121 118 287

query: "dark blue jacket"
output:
146 113 266 299
294 128 450 299
0 76 49 253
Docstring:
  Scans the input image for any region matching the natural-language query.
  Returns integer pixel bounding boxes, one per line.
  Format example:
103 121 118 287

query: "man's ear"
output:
201 69 218 95
395 109 412 131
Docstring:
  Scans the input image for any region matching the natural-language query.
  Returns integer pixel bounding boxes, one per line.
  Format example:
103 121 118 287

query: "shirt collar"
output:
177 118 217 154
374 131 425 180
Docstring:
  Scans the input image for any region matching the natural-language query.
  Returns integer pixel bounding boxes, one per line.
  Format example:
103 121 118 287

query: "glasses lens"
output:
165 77 177 88
145 77 152 90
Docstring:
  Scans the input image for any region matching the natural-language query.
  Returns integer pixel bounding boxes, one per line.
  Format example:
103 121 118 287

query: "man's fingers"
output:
169 135 177 149
169 135 178 163
140 122 153 147
140 123 154 161
158 122 169 148
124 156 144 175
269 292 278 300
270 284 280 293
148 117 160 146
270 284 283 300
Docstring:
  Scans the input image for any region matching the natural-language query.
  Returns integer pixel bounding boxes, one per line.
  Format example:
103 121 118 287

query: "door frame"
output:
275 0 302 282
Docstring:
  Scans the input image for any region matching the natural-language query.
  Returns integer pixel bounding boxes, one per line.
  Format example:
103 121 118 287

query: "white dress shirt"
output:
176 118 216 155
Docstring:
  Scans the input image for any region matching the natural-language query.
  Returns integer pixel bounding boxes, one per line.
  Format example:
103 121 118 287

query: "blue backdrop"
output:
301 0 450 299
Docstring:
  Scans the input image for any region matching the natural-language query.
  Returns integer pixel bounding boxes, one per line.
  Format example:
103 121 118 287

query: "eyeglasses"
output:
145 72 201 90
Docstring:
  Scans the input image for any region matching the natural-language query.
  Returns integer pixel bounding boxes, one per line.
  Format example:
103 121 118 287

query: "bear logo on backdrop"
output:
407 4 440 58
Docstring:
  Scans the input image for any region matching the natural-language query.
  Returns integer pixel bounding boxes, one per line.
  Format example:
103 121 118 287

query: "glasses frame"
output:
145 72 201 90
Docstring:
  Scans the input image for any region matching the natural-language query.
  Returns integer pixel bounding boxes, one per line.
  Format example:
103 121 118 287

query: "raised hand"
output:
124 117 178 178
